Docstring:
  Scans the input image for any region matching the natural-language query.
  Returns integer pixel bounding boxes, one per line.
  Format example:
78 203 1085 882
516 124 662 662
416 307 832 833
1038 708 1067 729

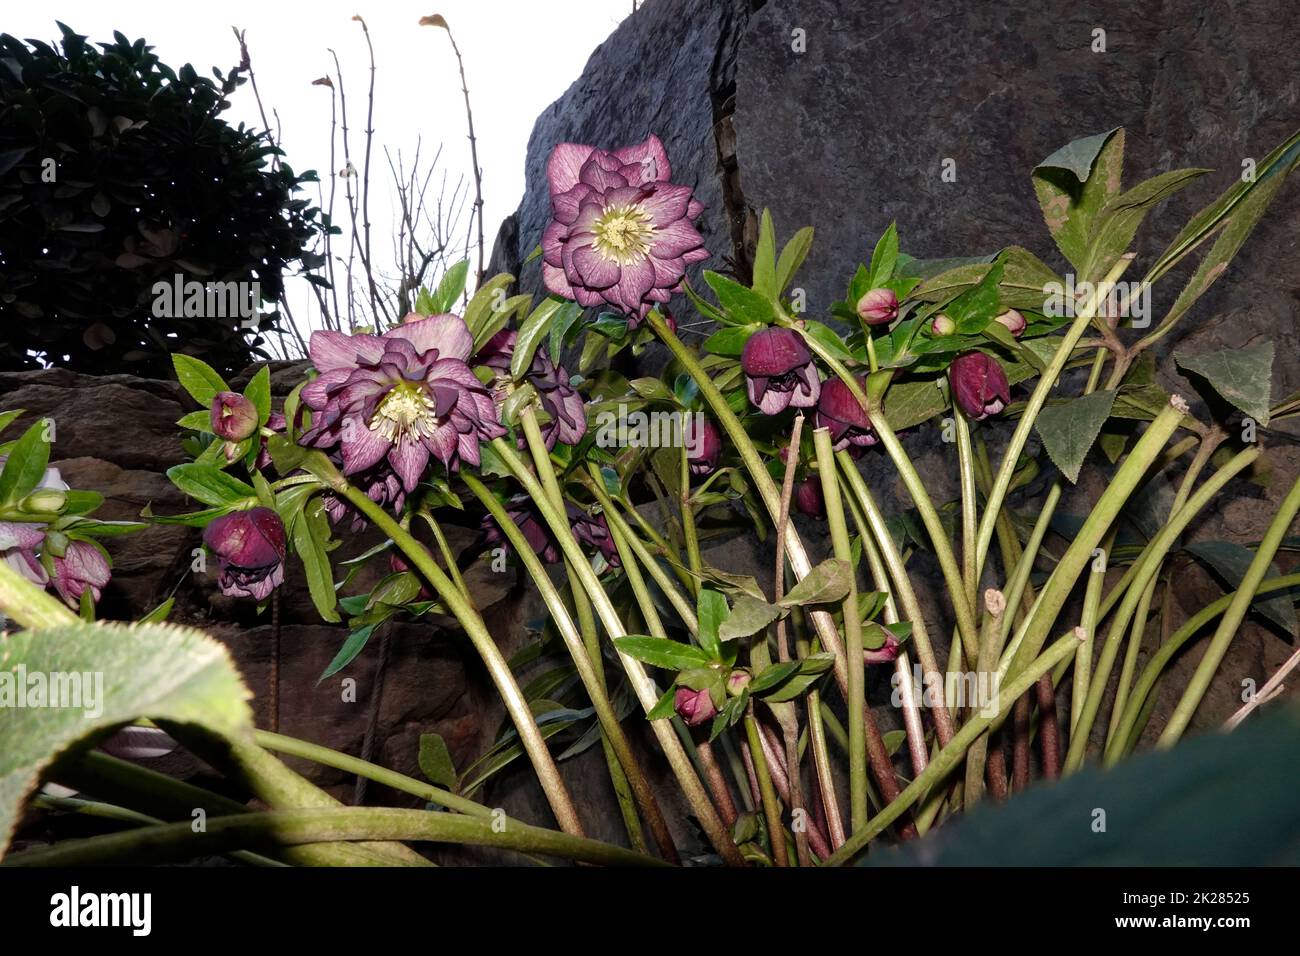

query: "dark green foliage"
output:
0 23 326 374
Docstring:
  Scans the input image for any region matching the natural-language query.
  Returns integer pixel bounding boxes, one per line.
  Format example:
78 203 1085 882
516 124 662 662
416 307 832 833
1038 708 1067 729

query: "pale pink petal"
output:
542 261 575 299
551 183 593 224
387 438 430 491
639 183 692 224
547 143 596 196
651 219 704 259
571 244 621 289
340 421 390 474
613 134 671 185
385 314 473 361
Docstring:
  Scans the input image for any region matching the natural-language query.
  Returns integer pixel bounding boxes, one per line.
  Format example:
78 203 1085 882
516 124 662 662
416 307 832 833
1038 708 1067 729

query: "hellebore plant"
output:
6 124 1300 872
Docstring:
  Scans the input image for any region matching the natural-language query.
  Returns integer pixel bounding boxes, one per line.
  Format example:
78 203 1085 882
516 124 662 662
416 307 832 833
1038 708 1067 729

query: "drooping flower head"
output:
950 352 1011 421
794 477 824 517
473 330 587 450
542 135 708 322
856 287 899 326
211 391 259 441
51 540 111 609
674 686 717 727
742 328 821 415
322 458 407 533
0 519 48 586
300 314 506 490
203 507 286 601
816 377 877 453
684 416 722 477
481 496 620 567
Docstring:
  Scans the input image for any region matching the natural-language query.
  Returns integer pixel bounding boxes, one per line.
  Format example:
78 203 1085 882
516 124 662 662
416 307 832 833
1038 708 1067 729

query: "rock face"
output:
492 0 1300 741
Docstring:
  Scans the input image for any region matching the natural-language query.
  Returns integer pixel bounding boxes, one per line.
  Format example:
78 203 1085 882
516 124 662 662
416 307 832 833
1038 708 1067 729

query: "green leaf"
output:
1034 389 1117 483
752 209 777 299
749 660 801 694
417 733 459 789
1078 168 1209 283
1184 540 1297 637
0 420 51 507
0 620 252 857
718 594 783 641
1032 128 1124 269
703 271 774 327
292 496 340 623
464 273 515 343
761 653 836 702
510 298 565 380
171 354 229 407
775 226 814 295
319 623 375 680
176 410 212 432
696 589 728 661
780 558 852 608
431 259 470 314
646 687 678 720
1176 342 1273 425
612 635 711 671
868 706 1300 866
166 463 257 507
802 321 855 362
703 325 758 357
0 410 25 438
867 222 899 287
243 364 271 428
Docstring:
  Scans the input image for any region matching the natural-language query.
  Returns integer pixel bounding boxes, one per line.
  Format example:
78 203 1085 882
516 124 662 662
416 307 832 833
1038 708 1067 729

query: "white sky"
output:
6 1 631 345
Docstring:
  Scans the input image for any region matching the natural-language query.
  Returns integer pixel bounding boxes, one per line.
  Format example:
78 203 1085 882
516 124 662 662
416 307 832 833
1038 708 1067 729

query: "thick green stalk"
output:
1004 397 1185 684
965 589 1006 805
463 473 678 862
679 442 704 597
3 807 666 868
1071 537 1110 735
745 711 789 865
974 255 1136 584
814 427 867 832
488 438 743 863
515 405 653 857
955 410 979 609
1158 473 1300 746
822 632 1083 865
1062 445 1259 770
309 460 584 838
836 450 956 745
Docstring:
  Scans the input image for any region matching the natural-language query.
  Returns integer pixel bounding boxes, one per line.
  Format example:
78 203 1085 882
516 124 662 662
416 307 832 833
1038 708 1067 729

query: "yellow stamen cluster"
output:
370 381 439 443
591 203 654 265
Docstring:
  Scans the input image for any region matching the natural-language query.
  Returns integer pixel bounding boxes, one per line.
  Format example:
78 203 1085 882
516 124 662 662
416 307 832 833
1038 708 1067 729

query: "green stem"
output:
1157 473 1300 746
822 631 1083 865
745 711 789 866
305 457 584 838
814 427 867 833
3 807 666 868
955 411 979 610
679 441 703 597
1061 445 1259 770
1071 534 1110 735
974 255 1136 585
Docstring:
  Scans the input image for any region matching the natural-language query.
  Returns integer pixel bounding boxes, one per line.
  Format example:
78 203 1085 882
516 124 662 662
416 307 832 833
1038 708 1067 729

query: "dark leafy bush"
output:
0 23 326 375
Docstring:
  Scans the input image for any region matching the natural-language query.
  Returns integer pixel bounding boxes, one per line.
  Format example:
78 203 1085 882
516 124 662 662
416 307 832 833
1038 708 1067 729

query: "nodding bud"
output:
211 391 258 441
950 352 1011 421
794 477 824 517
856 287 899 326
726 670 752 697
19 489 67 514
931 314 956 336
674 686 717 727
994 309 1026 337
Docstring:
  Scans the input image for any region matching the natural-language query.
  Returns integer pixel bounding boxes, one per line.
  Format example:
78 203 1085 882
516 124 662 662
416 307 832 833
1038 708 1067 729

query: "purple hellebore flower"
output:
203 507 287 601
742 328 821 415
856 287 899 326
322 457 407 532
950 352 1011 421
481 497 620 567
994 309 1026 337
684 416 721 476
541 134 709 322
816 377 878 453
300 313 506 490
211 391 259 441
51 540 111 609
529 349 588 450
0 520 48 586
674 686 717 727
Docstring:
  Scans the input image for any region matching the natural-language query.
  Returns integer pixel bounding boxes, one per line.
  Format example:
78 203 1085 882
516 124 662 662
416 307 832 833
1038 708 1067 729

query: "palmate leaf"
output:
1032 128 1124 270
0 620 253 857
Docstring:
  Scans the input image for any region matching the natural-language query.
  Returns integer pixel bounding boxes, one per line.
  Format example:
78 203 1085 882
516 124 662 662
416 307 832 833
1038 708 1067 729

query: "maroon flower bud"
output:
931 314 956 336
388 553 433 600
203 507 286 601
856 287 898 326
950 352 1011 421
51 540 111 609
742 328 821 415
794 477 824 517
815 377 877 452
863 633 901 664
674 686 717 727
210 391 259 442
684 416 722 476
994 309 1026 337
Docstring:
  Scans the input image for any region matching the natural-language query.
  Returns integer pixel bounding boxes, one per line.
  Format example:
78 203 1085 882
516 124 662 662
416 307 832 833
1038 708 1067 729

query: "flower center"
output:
370 381 439 443
591 203 654 265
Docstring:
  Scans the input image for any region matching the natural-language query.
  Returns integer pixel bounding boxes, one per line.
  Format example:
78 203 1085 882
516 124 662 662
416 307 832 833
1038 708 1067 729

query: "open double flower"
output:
301 314 506 490
816 377 878 453
474 330 587 450
203 507 286 601
542 135 708 322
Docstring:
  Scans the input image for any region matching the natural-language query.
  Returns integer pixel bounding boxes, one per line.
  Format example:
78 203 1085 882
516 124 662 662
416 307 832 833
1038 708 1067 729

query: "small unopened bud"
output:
674 687 717 727
726 670 752 697
856 287 899 326
994 309 1026 337
931 314 956 336
19 489 67 514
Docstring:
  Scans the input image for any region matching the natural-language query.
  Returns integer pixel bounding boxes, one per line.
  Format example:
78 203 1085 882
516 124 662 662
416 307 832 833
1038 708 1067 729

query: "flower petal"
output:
547 143 596 196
